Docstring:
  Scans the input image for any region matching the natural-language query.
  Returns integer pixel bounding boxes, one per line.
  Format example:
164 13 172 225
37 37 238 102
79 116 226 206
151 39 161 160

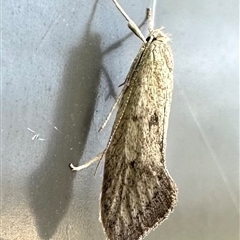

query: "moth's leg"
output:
98 90 124 132
69 91 122 171
101 9 148 92
147 8 153 32
99 13 148 131
112 0 146 43
69 152 103 171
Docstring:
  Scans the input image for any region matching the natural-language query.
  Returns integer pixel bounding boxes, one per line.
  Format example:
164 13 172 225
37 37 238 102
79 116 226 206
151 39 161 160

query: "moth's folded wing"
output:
100 100 177 240
100 38 177 240
101 144 177 240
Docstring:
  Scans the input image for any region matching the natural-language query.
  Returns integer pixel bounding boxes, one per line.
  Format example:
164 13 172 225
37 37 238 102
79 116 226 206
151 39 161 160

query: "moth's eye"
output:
146 36 151 42
146 36 157 42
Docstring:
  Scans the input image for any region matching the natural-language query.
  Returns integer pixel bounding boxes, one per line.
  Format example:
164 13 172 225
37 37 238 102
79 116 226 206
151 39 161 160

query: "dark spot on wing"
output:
149 112 159 130
132 115 138 122
130 160 135 168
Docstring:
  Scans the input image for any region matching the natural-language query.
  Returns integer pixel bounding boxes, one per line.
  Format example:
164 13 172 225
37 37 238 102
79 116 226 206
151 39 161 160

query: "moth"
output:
70 0 178 239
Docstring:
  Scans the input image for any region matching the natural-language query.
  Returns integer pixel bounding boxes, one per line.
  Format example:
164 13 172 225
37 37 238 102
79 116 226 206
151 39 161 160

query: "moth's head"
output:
146 27 171 43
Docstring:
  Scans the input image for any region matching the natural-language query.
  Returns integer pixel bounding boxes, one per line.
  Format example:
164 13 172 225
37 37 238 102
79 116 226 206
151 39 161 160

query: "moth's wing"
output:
100 38 177 240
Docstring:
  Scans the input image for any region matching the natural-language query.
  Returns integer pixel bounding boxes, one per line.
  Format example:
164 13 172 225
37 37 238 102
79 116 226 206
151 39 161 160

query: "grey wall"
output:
2 0 239 239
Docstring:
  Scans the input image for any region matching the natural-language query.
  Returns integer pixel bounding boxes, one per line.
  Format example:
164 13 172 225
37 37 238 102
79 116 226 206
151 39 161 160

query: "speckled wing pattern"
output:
100 29 178 240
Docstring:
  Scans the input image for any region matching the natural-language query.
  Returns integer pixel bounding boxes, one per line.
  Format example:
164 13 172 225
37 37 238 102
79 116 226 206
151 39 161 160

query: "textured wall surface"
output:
1 0 239 239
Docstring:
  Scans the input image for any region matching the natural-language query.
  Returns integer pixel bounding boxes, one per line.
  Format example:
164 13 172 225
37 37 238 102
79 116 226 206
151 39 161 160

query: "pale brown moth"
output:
70 0 178 239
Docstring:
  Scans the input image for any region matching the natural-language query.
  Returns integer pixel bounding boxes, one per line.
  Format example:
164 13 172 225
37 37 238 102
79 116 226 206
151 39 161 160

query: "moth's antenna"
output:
152 0 156 28
147 8 153 32
112 0 146 43
148 0 156 32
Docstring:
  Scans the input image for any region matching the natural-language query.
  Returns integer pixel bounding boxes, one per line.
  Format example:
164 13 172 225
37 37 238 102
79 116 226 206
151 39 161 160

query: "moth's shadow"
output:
27 1 107 239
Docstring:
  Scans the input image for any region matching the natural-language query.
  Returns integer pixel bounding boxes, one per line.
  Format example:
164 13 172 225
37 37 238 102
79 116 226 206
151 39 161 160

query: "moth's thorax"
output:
146 28 170 44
